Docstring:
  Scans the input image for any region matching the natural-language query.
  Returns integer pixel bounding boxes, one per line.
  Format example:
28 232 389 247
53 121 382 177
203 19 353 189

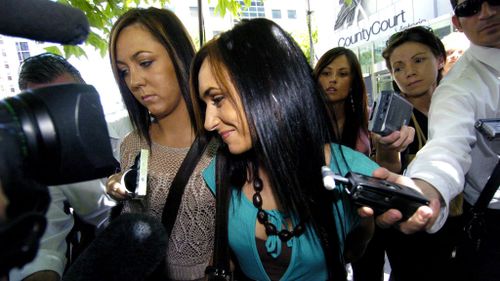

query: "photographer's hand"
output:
359 167 442 234
374 125 415 152
372 125 415 173
0 182 8 222
106 173 129 201
22 270 59 281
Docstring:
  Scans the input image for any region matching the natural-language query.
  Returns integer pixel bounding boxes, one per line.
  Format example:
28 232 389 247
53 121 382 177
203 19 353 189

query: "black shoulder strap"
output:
161 134 210 237
473 159 500 211
206 148 232 280
213 149 231 270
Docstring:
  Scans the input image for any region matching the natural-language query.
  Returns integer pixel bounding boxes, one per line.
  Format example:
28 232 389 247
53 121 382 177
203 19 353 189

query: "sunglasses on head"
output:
454 0 500 17
386 26 435 47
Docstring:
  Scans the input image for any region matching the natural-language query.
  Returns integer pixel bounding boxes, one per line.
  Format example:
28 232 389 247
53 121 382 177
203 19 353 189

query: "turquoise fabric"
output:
202 144 379 281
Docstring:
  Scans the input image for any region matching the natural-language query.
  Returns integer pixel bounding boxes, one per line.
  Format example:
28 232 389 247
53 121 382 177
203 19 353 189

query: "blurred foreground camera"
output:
0 84 117 185
0 84 117 274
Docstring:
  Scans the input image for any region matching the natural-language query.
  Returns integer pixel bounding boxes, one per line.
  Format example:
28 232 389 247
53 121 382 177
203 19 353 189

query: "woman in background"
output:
356 26 462 281
441 31 470 75
313 47 371 156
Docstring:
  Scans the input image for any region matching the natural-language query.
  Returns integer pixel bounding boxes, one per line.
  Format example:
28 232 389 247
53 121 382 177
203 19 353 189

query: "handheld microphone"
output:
321 166 430 220
0 0 89 45
321 166 348 191
63 213 167 281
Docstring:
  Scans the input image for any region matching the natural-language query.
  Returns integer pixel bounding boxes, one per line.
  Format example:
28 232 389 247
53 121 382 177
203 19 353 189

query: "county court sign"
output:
315 0 452 50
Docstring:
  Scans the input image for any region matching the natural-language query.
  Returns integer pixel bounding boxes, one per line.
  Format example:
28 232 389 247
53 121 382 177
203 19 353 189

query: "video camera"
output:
0 0 117 275
0 84 118 274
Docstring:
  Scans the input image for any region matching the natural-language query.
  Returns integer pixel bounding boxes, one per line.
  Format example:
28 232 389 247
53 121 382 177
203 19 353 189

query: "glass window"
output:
373 39 385 64
272 9 281 19
434 26 451 39
189 6 198 17
15 42 28 51
287 10 297 19
209 7 216 16
358 44 373 74
17 50 30 63
239 0 265 19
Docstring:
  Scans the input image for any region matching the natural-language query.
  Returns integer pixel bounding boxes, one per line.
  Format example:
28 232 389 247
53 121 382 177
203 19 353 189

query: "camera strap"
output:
161 134 210 238
474 159 500 211
464 159 500 250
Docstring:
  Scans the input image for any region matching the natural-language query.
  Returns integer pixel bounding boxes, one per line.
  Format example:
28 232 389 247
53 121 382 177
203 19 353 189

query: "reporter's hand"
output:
373 125 415 152
22 270 60 281
106 173 129 201
358 167 443 234
0 181 8 222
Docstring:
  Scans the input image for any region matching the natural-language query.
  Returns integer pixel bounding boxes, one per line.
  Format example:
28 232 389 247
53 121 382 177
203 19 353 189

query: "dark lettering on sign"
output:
337 10 410 47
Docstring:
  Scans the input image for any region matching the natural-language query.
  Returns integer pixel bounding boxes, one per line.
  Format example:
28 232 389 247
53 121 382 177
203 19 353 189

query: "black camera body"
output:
0 84 117 274
369 91 413 136
475 118 500 140
345 172 430 219
0 84 117 185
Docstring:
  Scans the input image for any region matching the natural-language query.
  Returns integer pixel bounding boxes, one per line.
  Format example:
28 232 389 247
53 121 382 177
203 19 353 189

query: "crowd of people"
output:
2 0 499 280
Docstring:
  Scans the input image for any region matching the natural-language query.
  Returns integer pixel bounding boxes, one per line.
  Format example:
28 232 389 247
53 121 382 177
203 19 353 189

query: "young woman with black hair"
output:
191 18 379 280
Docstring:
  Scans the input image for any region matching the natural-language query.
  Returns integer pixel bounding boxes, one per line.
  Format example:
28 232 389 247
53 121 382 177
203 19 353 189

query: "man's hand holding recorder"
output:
361 168 442 234
356 90 439 234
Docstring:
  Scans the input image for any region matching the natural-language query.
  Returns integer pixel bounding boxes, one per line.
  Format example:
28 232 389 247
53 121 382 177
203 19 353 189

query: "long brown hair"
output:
108 8 195 145
313 47 369 150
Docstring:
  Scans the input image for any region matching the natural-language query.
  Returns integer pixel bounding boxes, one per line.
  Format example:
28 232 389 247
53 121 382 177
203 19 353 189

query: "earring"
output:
349 90 356 113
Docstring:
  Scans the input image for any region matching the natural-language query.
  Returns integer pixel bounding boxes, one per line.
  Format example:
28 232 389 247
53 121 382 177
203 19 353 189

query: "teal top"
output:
202 144 378 281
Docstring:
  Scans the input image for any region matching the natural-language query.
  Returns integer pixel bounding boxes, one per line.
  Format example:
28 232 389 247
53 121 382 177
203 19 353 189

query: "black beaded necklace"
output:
252 176 305 242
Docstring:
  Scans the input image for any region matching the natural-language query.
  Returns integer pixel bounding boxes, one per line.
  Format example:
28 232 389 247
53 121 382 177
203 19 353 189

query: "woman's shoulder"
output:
120 130 147 157
355 128 371 156
196 136 219 175
200 139 220 195
328 142 379 176
122 130 142 144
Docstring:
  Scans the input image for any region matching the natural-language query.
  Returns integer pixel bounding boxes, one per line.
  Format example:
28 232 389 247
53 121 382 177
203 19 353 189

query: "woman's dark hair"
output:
109 8 195 145
190 19 346 279
382 26 447 92
313 47 369 150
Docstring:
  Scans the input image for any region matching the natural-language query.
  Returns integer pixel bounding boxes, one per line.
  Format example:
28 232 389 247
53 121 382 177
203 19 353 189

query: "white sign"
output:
315 0 445 52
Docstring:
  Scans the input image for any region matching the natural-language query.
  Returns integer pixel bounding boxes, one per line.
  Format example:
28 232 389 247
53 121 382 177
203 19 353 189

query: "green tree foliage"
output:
294 30 318 65
53 0 248 58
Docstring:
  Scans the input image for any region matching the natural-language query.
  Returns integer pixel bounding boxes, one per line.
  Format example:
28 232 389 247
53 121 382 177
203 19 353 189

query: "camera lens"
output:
0 84 117 185
122 169 138 194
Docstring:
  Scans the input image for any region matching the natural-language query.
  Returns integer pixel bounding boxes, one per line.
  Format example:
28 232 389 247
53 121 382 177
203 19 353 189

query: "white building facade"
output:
0 36 45 98
0 0 456 107
312 0 455 102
